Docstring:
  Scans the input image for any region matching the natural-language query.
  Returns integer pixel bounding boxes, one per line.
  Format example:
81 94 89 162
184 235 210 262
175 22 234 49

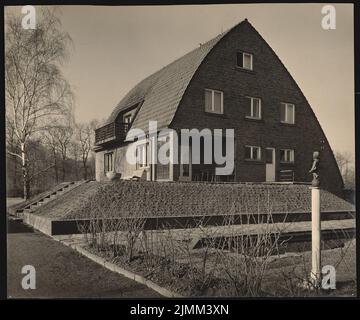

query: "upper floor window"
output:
245 145 261 161
280 149 294 163
123 112 132 124
280 103 295 124
104 152 113 172
246 97 261 119
237 51 253 70
205 89 223 114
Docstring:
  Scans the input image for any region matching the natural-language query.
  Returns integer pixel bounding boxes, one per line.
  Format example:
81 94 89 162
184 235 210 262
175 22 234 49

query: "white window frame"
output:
245 145 261 161
280 149 295 163
123 113 132 124
246 96 262 119
281 103 295 124
136 143 149 169
104 152 113 173
205 89 224 114
243 52 253 70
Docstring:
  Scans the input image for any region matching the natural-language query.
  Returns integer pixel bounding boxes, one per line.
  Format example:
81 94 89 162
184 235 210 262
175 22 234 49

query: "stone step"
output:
14 181 87 214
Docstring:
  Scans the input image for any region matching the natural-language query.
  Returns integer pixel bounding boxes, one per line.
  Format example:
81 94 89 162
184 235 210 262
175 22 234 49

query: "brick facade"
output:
170 21 343 196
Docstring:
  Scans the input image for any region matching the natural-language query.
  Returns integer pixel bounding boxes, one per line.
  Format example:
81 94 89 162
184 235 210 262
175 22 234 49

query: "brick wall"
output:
171 21 343 196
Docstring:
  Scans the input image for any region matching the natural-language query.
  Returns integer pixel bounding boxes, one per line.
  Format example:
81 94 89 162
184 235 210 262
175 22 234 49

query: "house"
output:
94 19 344 196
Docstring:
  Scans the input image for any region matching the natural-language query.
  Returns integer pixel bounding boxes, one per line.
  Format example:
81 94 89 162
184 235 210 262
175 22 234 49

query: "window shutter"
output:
214 91 222 113
237 52 243 67
245 98 251 117
280 103 286 122
280 150 285 162
205 90 212 112
245 146 251 159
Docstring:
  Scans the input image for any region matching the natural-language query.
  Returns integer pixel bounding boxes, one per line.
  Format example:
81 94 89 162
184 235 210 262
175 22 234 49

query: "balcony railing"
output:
95 122 130 145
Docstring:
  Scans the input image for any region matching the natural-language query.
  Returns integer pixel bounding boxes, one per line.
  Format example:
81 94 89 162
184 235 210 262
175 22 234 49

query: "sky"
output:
6 4 355 157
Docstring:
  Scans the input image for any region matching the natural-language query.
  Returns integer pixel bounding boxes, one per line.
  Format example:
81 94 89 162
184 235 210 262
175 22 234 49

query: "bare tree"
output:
44 116 74 181
5 8 73 199
335 151 355 189
76 120 98 180
69 140 81 180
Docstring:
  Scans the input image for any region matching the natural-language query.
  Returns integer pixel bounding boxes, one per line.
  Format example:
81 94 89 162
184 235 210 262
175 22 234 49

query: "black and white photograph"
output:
2 1 358 304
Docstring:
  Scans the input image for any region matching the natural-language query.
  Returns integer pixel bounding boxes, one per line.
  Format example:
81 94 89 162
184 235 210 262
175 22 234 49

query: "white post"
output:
310 186 321 286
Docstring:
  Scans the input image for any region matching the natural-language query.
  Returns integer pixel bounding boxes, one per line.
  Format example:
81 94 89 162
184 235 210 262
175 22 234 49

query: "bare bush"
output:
78 182 146 262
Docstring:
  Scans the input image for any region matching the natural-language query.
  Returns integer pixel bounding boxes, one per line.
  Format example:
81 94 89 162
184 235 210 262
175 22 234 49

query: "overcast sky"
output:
6 4 355 157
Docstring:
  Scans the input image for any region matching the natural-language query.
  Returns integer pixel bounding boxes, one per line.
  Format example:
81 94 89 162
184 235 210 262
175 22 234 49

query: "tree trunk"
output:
13 154 17 192
21 143 30 200
74 161 79 180
53 149 59 183
61 157 66 181
83 161 88 180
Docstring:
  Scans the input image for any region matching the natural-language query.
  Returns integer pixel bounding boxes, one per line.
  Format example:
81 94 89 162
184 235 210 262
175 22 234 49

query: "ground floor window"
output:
280 149 294 163
136 143 149 169
104 152 113 172
245 145 261 161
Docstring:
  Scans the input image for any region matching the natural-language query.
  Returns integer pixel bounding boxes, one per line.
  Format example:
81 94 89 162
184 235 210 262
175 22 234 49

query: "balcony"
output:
95 122 130 145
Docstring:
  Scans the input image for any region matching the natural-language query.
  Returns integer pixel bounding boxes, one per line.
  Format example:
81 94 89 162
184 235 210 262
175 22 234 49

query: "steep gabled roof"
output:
105 21 246 132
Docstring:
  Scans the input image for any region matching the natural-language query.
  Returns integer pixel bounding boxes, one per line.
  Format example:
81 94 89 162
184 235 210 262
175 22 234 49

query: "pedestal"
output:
310 186 321 287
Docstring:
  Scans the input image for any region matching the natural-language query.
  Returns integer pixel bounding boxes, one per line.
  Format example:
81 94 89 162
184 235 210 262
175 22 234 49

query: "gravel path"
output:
7 220 161 298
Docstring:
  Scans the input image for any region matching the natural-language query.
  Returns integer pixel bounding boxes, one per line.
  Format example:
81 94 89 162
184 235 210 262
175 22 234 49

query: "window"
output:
136 143 149 169
237 52 253 70
280 149 294 163
246 97 261 119
205 89 223 114
123 112 132 124
104 152 113 172
245 146 261 161
280 103 295 124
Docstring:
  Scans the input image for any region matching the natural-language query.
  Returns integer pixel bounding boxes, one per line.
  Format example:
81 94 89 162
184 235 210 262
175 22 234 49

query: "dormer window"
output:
237 51 253 70
123 113 132 124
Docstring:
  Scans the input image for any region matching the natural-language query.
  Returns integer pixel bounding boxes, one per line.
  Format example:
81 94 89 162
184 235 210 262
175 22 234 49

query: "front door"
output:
266 148 276 182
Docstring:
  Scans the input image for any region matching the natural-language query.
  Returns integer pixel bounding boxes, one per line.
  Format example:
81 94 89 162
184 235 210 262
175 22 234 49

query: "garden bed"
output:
83 239 356 297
